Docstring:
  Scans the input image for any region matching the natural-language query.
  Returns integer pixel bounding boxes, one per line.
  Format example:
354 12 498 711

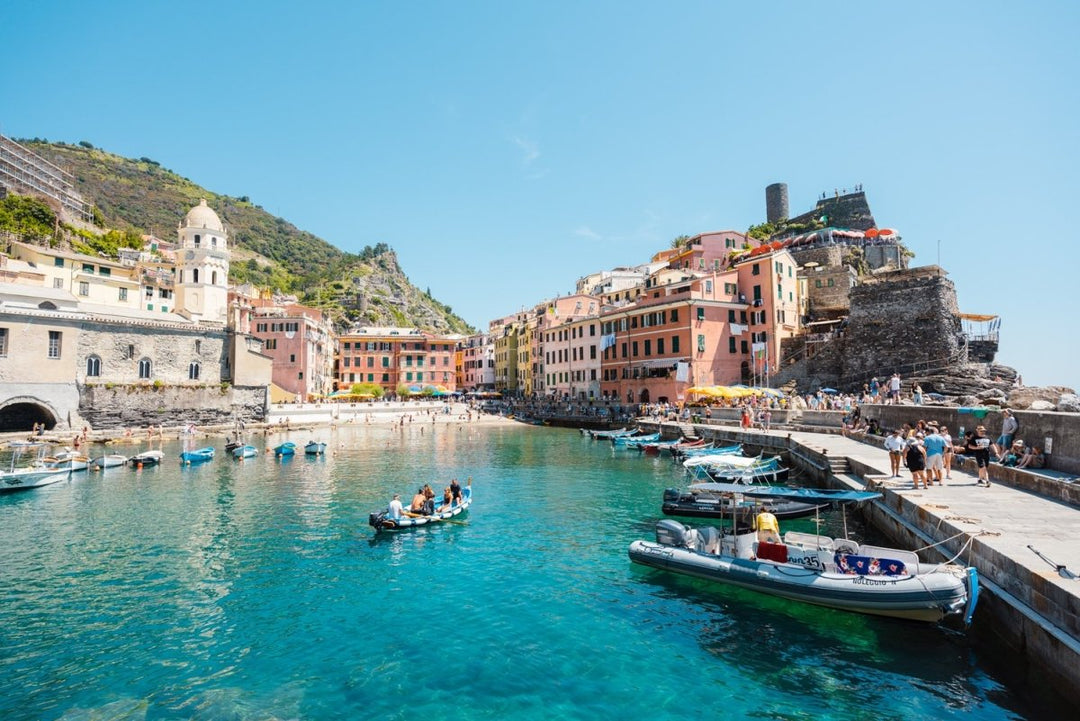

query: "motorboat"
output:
630 486 979 625
304 441 327 456
613 432 661 448
662 482 828 523
274 442 297 456
179 447 215 464
232 445 258 459
0 467 70 492
587 428 629 440
369 484 472 532
129 450 164 467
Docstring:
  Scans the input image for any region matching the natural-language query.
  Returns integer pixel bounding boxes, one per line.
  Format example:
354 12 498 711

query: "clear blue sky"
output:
3 2 1077 388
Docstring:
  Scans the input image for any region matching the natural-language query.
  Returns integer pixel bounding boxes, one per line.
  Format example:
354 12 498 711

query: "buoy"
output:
136 462 143 469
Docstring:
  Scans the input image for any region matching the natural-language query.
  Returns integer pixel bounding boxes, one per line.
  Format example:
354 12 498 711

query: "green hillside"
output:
8 139 474 335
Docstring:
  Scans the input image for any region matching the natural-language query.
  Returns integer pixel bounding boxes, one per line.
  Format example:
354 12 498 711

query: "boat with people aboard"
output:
662 481 828 523
304 441 327 455
273 441 296 456
232 444 258 459
630 485 979 625
179 447 215 464
369 480 473 533
129 450 164 467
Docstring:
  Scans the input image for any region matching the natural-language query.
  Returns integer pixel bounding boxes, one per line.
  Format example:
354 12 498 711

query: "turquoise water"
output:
0 425 1044 720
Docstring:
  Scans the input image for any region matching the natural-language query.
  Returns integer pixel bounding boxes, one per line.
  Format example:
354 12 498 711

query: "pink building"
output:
667 231 758 274
245 295 335 401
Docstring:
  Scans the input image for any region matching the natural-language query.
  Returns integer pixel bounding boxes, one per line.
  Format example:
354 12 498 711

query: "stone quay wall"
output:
79 384 267 430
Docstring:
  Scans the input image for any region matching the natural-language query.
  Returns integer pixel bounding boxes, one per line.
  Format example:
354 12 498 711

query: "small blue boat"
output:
232 444 258 459
304 441 327 456
274 442 296 457
180 447 215 464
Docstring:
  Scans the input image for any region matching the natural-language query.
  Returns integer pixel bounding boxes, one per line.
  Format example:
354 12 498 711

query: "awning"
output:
633 357 689 370
958 313 998 322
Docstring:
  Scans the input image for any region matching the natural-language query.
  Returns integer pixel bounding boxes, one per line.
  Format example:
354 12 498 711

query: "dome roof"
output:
183 199 225 233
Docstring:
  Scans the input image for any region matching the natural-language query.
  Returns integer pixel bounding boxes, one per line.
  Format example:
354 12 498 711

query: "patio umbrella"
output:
820 387 839 394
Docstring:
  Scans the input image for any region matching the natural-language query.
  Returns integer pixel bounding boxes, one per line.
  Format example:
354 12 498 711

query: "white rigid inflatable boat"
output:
630 487 979 625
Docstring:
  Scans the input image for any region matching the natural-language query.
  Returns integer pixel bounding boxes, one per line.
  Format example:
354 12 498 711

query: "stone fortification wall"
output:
787 191 876 231
790 245 844 268
79 384 267 430
841 268 963 382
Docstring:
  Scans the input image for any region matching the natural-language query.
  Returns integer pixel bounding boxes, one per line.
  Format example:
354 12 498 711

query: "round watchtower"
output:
766 183 789 224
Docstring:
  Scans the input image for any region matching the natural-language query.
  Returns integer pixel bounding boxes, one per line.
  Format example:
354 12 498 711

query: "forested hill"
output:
15 140 475 334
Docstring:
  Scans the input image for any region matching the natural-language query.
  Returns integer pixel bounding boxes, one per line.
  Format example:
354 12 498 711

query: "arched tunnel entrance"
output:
0 402 58 432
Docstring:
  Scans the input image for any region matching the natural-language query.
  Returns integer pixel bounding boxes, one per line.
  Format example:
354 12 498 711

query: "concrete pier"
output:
639 419 1080 709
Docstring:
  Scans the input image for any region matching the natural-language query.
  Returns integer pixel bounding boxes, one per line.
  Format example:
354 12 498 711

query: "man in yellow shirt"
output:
754 505 781 544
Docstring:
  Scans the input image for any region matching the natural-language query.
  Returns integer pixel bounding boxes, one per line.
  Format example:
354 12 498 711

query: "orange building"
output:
336 327 457 395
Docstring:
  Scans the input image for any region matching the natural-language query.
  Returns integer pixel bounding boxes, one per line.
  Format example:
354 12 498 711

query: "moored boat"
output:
42 449 90 472
614 432 661 448
274 442 297 456
232 444 258 459
129 450 164 467
369 483 473 532
661 482 828 522
0 467 70 492
179 447 215 464
588 427 629 440
304 441 327 455
630 487 979 625
90 454 128 469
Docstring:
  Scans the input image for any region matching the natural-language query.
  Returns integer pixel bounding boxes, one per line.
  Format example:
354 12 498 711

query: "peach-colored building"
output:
543 314 602 400
598 249 800 404
336 327 457 395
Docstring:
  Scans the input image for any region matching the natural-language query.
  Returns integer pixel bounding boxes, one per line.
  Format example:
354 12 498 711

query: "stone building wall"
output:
79 384 267 430
842 267 964 381
805 267 857 314
77 322 225 385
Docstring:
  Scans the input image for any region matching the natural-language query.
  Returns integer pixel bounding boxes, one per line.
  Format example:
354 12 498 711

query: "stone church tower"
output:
175 199 229 323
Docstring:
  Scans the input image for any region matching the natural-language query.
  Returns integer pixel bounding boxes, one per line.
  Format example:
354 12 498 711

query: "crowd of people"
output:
881 410 1044 489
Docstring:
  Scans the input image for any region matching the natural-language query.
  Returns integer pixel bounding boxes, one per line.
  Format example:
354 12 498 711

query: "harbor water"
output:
0 424 1050 720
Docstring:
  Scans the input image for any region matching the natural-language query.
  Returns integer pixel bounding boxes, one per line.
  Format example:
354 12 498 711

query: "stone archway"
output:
639 389 650 403
0 400 59 432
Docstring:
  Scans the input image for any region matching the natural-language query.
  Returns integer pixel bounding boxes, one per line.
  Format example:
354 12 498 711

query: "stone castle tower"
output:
175 199 230 323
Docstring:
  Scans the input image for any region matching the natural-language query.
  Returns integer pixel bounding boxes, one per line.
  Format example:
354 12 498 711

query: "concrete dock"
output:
640 419 1080 709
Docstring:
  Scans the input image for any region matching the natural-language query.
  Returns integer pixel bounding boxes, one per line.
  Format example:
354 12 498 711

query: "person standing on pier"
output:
961 425 997 487
884 428 905 477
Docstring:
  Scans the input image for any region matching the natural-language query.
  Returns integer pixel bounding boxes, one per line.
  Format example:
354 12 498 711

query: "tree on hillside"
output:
670 235 691 249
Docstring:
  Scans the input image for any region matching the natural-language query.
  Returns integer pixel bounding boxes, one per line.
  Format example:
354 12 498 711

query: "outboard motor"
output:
656 519 689 547
662 488 681 503
369 511 387 530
